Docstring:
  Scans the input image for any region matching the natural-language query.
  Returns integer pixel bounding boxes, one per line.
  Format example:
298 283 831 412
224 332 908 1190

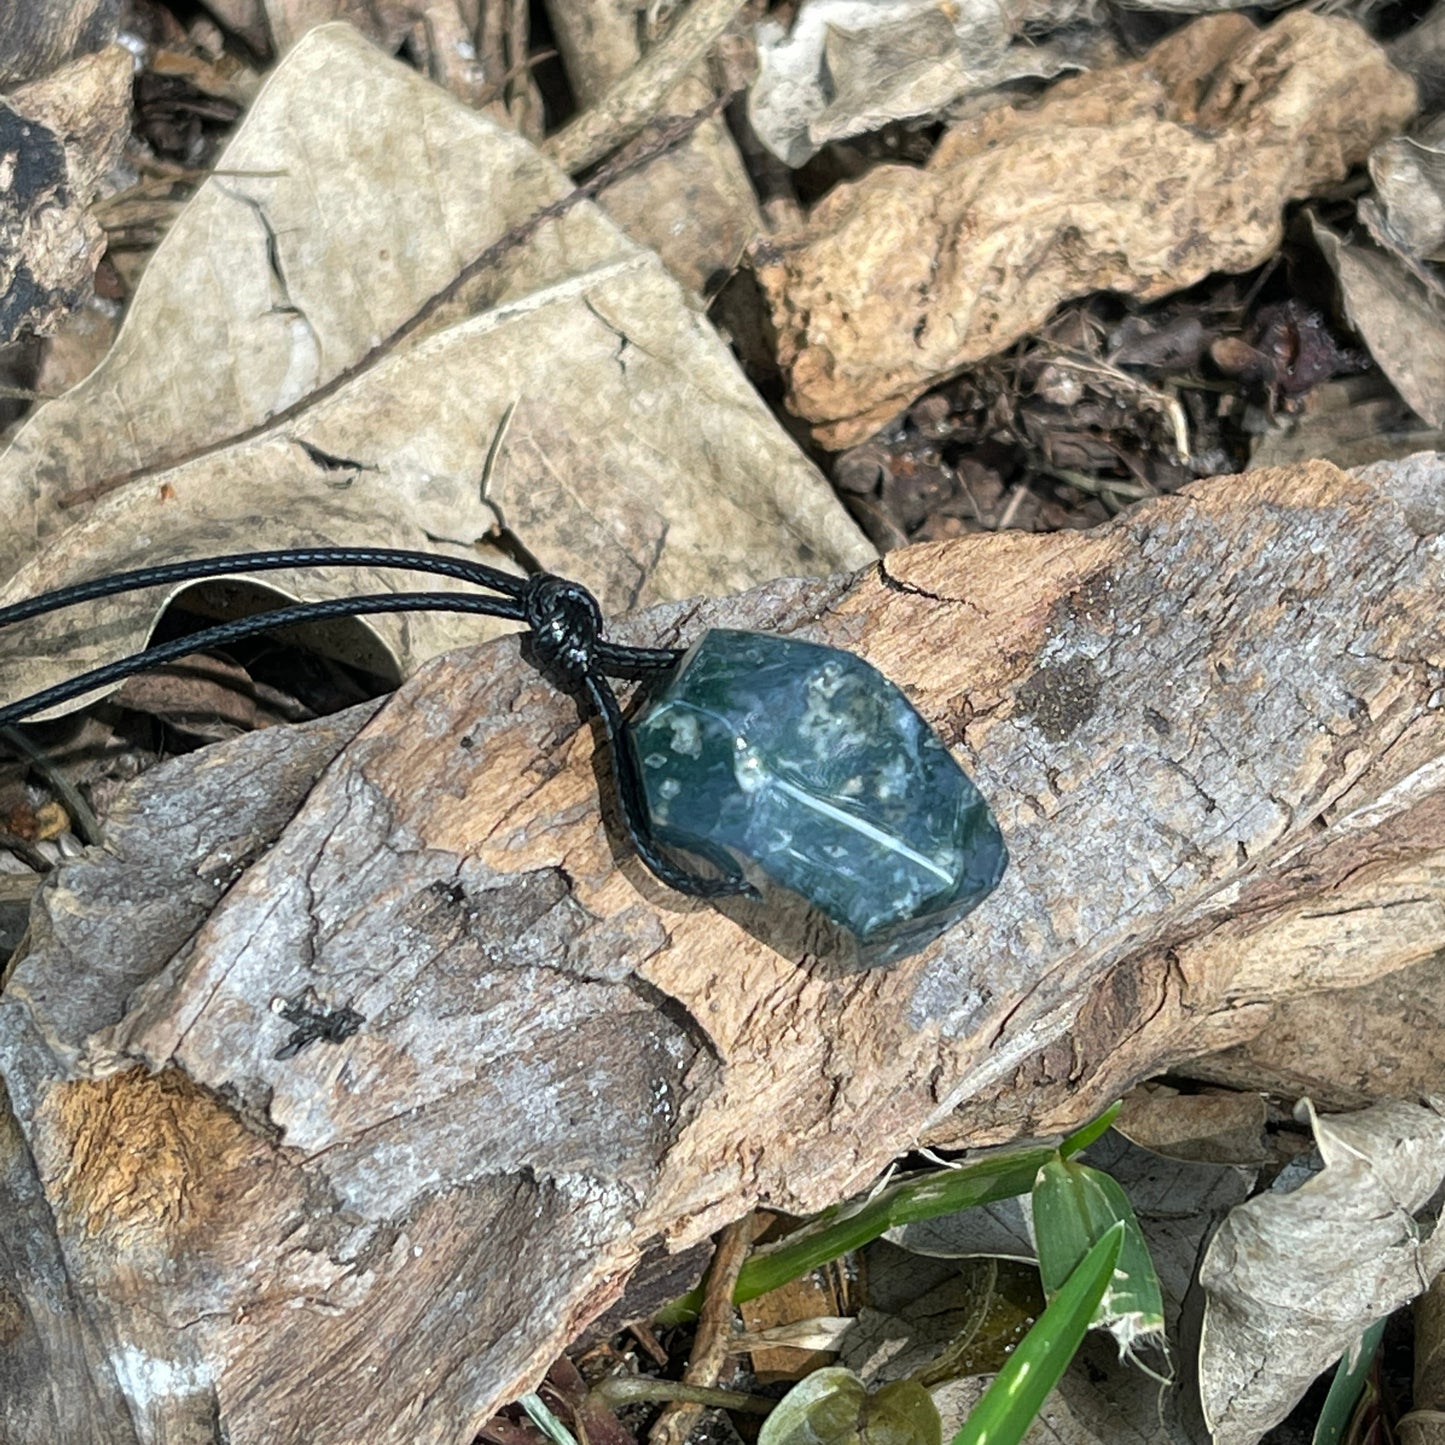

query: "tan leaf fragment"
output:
756 11 1418 449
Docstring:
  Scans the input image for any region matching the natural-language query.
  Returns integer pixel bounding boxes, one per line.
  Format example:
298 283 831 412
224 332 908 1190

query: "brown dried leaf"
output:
1114 1084 1267 1166
0 25 871 716
757 11 1417 448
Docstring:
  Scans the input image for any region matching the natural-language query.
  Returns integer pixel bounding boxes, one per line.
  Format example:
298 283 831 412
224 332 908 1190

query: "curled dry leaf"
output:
1199 1098 1445 1445
747 0 1100 169
0 25 871 714
0 44 131 344
755 11 1418 449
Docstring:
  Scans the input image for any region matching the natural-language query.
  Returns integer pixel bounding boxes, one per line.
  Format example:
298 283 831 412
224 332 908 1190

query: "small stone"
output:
630 629 1007 961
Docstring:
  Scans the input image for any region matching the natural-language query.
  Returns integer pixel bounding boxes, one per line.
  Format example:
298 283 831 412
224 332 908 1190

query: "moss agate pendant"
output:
630 630 1007 961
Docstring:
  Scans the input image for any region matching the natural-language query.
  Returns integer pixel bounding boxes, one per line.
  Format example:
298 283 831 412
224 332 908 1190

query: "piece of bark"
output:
1181 945 1445 1110
0 0 119 87
0 454 1442 1442
755 11 1418 448
0 45 132 343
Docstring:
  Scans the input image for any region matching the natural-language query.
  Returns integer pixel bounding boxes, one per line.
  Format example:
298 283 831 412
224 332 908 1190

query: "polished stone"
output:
630 629 1007 961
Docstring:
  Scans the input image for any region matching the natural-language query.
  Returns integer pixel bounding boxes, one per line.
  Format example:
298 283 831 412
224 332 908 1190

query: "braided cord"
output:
0 550 743 899
0 592 516 730
0 547 524 627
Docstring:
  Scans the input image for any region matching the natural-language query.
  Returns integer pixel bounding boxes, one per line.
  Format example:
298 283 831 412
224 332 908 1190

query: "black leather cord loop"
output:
0 548 749 900
522 573 603 682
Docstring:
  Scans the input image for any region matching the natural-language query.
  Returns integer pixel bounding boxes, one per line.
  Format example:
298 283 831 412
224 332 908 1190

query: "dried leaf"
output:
757 12 1417 448
1311 215 1445 428
1114 1085 1267 1166
0 25 872 714
1369 116 1445 260
1247 374 1445 473
1199 1098 1445 1445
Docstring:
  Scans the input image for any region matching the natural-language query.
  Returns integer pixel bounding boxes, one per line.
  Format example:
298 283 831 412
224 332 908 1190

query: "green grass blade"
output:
949 1222 1125 1445
1312 1318 1386 1445
519 1392 580 1445
656 1109 1120 1328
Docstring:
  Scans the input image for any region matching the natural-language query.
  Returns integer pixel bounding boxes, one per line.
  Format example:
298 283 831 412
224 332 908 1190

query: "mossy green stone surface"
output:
631 630 1007 960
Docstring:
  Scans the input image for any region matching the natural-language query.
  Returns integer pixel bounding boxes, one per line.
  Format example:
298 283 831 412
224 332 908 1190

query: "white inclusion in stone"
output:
733 740 767 795
842 776 864 796
667 712 703 757
768 776 955 887
644 752 668 768
875 755 911 801
658 778 681 800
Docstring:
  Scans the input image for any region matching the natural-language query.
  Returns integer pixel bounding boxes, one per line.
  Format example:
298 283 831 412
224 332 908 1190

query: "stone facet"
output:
630 629 1007 960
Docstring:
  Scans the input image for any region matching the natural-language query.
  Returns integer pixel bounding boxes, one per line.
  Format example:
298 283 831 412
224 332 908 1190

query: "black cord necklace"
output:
0 547 749 900
0 548 1008 959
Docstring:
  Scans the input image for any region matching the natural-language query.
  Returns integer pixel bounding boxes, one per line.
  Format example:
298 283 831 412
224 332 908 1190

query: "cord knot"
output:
522 573 604 681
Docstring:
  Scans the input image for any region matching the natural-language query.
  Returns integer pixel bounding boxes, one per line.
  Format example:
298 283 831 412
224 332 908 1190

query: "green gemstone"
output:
630 629 1007 961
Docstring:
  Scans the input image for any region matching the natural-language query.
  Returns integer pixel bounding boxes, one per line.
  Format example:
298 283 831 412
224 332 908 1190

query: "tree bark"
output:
0 456 1441 1443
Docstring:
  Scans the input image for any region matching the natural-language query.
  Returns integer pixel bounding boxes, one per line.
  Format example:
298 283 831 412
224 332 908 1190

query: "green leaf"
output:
950 1222 1125 1445
1312 1318 1386 1445
760 1370 942 1445
1032 1156 1165 1363
655 1108 1121 1327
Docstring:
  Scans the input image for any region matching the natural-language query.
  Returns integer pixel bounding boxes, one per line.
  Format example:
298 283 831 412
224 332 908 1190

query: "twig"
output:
56 102 723 515
594 1378 774 1415
648 1213 756 1445
628 1319 671 1367
505 0 544 142
542 0 744 174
